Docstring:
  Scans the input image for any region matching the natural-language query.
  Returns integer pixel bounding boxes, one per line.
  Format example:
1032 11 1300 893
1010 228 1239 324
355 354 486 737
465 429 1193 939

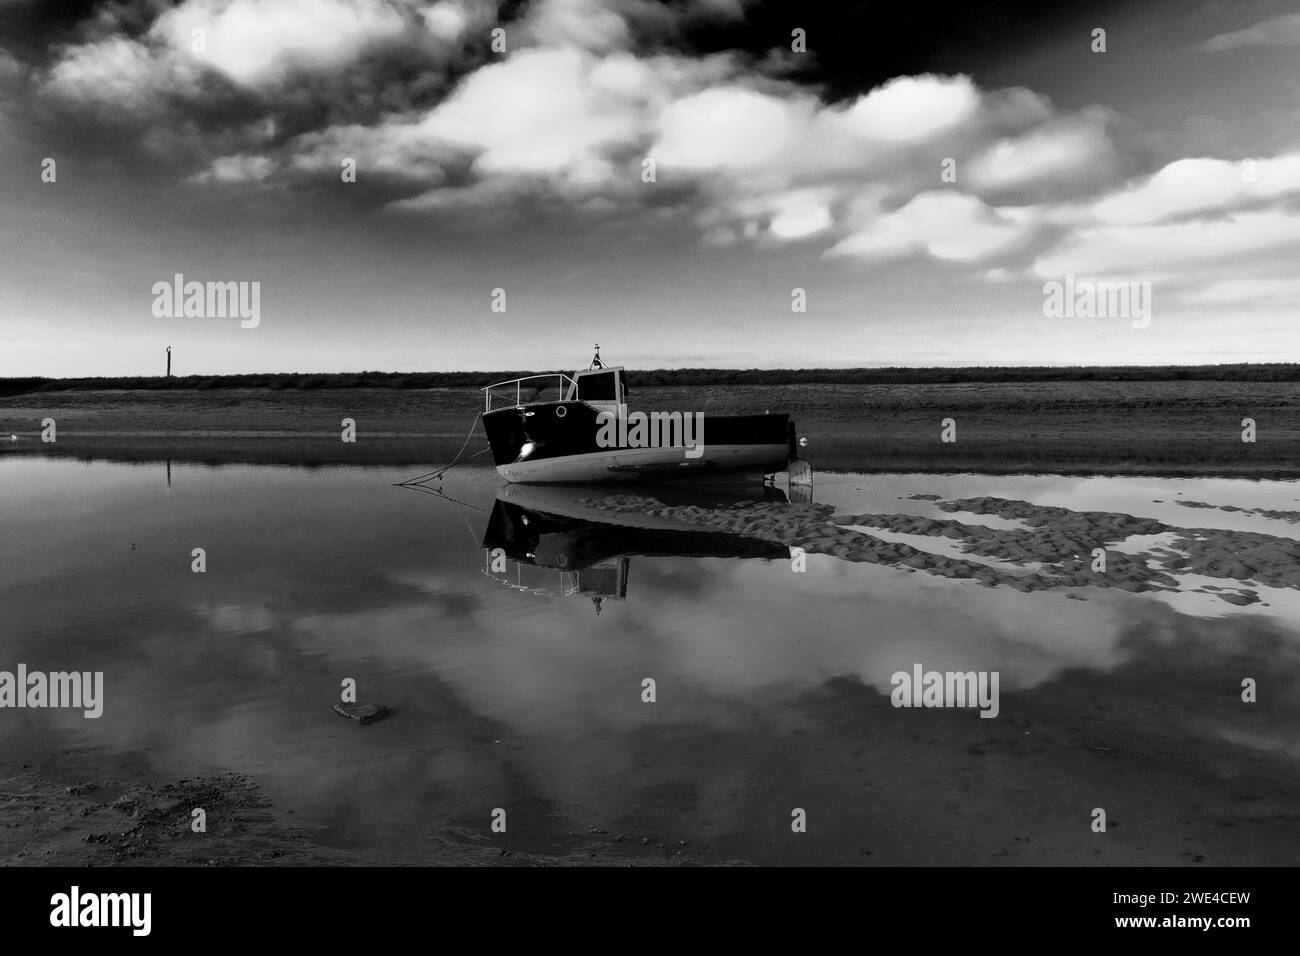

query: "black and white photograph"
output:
1 0 1296 932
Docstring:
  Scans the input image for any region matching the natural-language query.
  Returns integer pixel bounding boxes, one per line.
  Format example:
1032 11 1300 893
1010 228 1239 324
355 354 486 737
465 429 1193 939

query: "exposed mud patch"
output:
580 493 1300 604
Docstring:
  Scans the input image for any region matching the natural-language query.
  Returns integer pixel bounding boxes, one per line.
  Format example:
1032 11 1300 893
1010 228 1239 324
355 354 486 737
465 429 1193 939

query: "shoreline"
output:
6 444 1298 477
3 381 1297 473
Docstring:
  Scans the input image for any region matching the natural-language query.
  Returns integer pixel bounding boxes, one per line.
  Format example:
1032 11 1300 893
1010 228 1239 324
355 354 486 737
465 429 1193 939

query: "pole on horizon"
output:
166 346 172 378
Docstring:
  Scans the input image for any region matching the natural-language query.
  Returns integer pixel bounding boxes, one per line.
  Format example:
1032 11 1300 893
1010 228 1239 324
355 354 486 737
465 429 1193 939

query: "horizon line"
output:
6 360 1300 381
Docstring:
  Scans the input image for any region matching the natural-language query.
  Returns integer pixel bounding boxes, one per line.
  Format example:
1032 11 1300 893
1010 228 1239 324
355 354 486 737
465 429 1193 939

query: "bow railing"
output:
481 373 578 412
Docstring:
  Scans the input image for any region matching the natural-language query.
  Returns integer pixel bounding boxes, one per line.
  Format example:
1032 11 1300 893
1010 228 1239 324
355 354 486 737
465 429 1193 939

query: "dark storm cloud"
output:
0 0 164 60
1 1 506 172
668 0 1144 99
2 0 1120 177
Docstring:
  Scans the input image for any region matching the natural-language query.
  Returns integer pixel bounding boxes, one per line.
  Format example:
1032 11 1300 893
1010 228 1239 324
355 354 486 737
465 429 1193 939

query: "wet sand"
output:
1177 500 1300 524
1 769 730 867
9 673 1298 867
580 493 1300 606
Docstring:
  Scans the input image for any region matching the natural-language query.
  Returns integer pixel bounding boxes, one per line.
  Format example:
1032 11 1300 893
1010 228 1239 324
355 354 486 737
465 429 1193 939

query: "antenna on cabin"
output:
589 344 604 369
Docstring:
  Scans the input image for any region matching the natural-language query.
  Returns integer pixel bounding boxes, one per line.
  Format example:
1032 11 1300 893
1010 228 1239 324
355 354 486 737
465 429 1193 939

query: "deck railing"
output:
481 373 578 412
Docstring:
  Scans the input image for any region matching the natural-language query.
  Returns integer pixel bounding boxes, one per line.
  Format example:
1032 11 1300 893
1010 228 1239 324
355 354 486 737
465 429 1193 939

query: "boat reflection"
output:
481 483 793 610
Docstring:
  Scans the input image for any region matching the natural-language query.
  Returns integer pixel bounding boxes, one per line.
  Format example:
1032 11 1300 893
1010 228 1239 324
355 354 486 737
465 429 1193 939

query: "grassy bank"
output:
1 380 1297 473
4 362 1298 397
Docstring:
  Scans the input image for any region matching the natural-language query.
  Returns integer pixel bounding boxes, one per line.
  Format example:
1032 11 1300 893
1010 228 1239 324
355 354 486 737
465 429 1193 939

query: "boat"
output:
479 347 813 485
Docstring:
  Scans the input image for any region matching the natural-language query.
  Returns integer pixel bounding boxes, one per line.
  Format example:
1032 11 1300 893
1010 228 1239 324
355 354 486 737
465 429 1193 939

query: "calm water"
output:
3 457 1300 865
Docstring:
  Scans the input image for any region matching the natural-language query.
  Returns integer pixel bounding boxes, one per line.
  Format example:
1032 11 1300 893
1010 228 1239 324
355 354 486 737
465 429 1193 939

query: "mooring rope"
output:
396 414 487 486
397 481 486 512
396 479 486 546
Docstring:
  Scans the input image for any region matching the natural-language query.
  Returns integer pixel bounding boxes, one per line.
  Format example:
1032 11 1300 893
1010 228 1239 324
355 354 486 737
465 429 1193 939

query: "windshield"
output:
576 371 619 401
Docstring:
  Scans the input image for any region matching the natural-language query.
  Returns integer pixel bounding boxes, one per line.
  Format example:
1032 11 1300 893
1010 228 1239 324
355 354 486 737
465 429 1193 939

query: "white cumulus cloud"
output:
828 192 1032 263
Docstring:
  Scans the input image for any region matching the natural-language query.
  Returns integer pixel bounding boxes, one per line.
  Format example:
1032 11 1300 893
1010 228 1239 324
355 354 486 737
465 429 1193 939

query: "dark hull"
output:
481 402 794 483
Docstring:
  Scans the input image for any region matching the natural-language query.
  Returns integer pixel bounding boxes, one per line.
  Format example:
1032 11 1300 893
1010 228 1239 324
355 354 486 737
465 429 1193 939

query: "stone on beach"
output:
333 703 390 723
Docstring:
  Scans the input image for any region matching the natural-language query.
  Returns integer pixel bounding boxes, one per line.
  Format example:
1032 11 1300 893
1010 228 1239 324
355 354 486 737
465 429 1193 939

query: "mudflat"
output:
2 380 1296 472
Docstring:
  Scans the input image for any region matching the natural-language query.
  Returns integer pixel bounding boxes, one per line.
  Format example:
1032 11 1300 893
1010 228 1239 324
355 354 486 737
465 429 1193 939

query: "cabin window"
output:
577 371 619 401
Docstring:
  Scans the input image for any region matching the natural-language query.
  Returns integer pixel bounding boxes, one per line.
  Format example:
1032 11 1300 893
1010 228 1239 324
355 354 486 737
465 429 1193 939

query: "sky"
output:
1 0 1298 376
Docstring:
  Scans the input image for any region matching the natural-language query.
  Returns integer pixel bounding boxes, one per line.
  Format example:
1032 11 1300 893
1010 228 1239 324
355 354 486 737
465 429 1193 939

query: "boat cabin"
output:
481 364 628 416
564 366 628 416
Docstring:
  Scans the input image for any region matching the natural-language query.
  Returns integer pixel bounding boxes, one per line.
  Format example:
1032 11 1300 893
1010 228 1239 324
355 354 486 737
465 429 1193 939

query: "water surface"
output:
3 458 1299 865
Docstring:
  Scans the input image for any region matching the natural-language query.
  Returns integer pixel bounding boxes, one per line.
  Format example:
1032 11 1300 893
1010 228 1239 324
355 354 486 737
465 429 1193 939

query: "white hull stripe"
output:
497 443 788 483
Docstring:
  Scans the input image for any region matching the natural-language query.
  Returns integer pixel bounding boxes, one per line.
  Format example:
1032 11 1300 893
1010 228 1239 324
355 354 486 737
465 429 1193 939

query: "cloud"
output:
39 0 495 113
516 0 633 53
653 85 811 171
187 51 1117 266
1012 146 1300 289
967 115 1117 193
700 186 837 243
838 74 979 143
764 188 835 239
29 0 1160 276
827 192 1032 263
41 35 201 114
190 152 275 183
1198 13 1300 51
282 45 739 205
328 62 1072 258
1031 209 1300 277
284 120 456 186
1086 154 1300 225
156 0 414 87
0 46 25 83
650 74 984 177
419 48 650 179
422 0 476 41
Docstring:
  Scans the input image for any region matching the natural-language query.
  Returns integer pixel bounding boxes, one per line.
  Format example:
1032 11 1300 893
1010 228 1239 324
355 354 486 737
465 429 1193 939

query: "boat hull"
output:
496 442 789 482
482 401 793 484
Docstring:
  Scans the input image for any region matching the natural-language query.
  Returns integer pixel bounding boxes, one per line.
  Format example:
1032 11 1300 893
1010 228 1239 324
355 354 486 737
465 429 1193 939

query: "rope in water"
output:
397 481 487 512
396 414 487 486
396 476 486 547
